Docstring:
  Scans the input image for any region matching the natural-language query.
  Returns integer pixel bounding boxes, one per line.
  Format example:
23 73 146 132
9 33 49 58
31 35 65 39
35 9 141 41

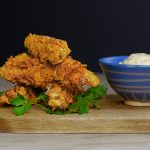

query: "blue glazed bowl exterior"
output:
99 56 150 102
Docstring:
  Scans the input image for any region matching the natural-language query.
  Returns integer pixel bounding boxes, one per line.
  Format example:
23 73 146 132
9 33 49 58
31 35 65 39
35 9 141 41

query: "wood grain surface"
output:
0 94 150 133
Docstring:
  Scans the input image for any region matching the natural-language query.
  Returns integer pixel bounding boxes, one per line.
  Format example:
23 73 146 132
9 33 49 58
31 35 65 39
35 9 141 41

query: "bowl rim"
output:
98 56 150 68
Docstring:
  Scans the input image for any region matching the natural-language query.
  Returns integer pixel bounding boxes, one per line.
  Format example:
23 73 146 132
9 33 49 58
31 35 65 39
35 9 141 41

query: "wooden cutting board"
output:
0 94 150 133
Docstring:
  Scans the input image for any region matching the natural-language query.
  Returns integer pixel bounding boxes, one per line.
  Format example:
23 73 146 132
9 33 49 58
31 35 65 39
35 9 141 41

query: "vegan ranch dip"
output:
121 53 150 65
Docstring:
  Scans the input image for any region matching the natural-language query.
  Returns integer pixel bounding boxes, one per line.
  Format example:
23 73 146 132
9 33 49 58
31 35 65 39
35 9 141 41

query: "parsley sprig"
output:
10 94 32 116
7 85 107 116
0 92 5 96
10 92 49 116
69 85 107 114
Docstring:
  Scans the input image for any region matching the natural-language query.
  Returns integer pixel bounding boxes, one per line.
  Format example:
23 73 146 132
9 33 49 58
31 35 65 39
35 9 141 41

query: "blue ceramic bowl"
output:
99 56 150 103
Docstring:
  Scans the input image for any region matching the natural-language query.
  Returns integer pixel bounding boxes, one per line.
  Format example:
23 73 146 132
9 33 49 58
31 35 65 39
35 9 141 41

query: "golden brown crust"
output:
0 33 101 110
0 53 100 90
47 84 74 110
0 53 55 88
24 33 71 65
54 57 100 91
0 85 37 105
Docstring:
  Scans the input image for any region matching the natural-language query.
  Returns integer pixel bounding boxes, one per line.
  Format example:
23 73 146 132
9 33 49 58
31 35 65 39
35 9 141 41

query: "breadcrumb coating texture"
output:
24 33 71 65
47 84 74 110
0 53 100 91
54 57 100 91
0 53 54 87
0 50 100 110
0 85 37 105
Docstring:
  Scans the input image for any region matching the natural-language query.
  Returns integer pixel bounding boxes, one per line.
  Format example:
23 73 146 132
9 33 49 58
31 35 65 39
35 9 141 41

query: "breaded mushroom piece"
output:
0 85 37 105
47 84 75 110
0 53 100 91
24 33 71 65
0 53 55 88
54 56 100 91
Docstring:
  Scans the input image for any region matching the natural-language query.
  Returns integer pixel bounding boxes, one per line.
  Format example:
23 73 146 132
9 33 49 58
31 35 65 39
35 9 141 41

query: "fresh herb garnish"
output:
36 91 48 101
10 92 48 116
7 85 107 116
69 85 107 114
10 93 32 116
0 92 5 96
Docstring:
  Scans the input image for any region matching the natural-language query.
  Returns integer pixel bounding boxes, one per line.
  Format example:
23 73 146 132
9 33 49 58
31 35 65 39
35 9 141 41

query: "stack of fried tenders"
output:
0 33 100 110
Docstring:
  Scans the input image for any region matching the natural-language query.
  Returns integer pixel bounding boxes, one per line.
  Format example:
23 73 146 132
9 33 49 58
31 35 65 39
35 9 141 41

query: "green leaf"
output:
82 93 94 102
53 110 69 115
10 94 25 106
13 106 25 116
74 94 83 100
79 103 88 114
37 91 48 101
86 85 108 99
45 109 52 114
69 102 80 112
0 92 5 96
17 93 25 99
24 101 31 112
69 85 108 114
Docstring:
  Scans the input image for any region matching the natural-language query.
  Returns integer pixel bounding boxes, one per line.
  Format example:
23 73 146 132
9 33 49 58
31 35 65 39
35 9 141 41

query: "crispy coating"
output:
47 84 74 110
0 53 55 87
0 33 101 110
0 53 100 91
54 57 100 91
0 85 37 105
24 33 71 65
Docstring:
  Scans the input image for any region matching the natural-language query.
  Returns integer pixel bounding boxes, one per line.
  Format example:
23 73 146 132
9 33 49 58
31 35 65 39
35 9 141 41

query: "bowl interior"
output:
99 56 128 65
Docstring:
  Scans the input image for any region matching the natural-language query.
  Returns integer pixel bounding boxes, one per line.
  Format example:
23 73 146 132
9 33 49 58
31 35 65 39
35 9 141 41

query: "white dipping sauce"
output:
121 53 150 65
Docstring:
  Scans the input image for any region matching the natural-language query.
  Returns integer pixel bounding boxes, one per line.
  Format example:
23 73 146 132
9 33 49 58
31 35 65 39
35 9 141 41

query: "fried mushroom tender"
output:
0 54 100 92
24 33 71 65
47 84 75 110
54 57 100 91
0 53 54 88
0 85 37 105
46 58 100 110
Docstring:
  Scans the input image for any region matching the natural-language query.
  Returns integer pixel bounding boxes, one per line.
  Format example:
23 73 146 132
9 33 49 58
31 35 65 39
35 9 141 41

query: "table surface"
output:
0 74 150 150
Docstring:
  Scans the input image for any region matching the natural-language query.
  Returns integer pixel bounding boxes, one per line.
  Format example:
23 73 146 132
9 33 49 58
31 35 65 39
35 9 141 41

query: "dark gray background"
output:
0 0 150 71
